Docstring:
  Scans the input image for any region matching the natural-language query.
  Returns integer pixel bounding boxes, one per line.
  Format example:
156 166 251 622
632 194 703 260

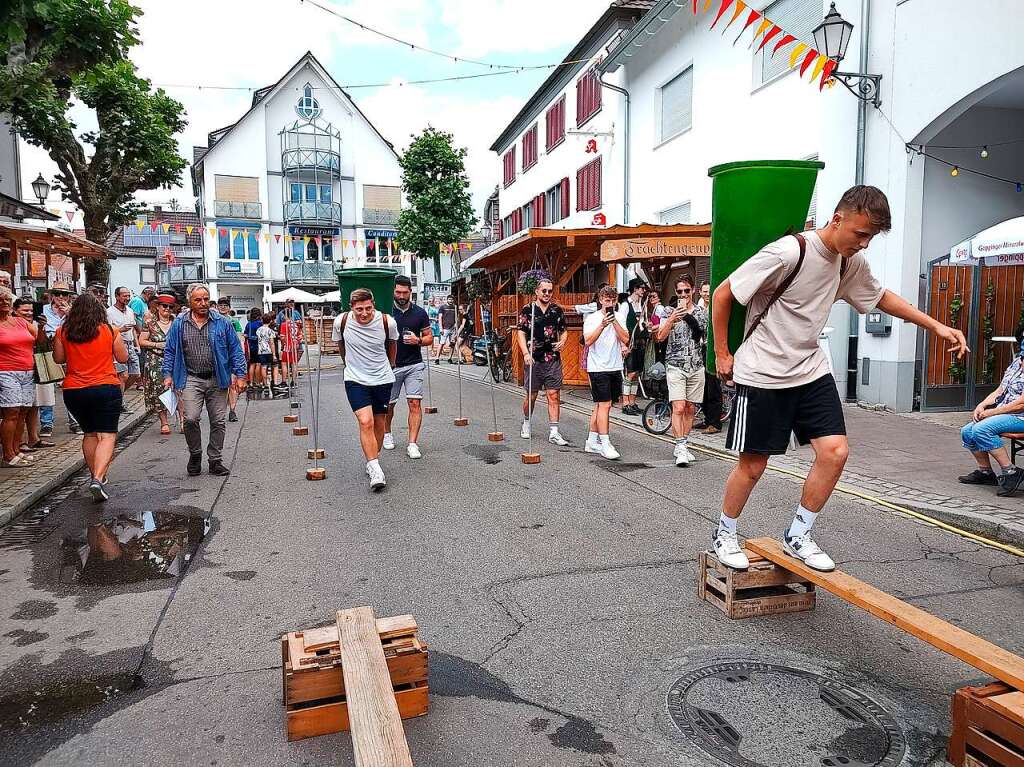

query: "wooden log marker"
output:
293 426 309 436
745 538 1024 690
336 607 415 767
454 417 469 427
307 448 326 460
284 414 299 424
521 453 541 464
487 432 504 442
306 467 326 481
424 406 438 414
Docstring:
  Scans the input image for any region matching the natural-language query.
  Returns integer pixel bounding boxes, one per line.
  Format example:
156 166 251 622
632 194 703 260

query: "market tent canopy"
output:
950 216 1024 264
268 287 323 303
320 289 341 302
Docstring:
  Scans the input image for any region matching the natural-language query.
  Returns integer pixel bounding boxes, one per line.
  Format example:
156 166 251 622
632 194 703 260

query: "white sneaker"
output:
713 529 749 569
406 443 422 459
548 431 569 446
783 530 835 572
520 422 531 439
368 463 386 491
674 444 690 467
382 433 395 450
684 447 696 464
584 438 602 454
600 442 620 460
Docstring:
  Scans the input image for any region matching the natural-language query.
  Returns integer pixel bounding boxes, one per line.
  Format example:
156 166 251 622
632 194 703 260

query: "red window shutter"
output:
498 220 504 239
561 177 570 218
593 157 601 209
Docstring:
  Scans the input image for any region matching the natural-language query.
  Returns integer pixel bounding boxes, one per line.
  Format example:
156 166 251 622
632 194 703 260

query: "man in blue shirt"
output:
383 275 432 458
129 286 153 317
39 283 75 435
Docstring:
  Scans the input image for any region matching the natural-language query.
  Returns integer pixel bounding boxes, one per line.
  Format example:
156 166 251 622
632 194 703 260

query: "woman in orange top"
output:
53 292 128 502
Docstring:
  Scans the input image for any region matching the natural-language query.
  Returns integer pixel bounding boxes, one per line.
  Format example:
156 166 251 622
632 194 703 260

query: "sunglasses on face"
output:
676 288 692 295
539 289 552 294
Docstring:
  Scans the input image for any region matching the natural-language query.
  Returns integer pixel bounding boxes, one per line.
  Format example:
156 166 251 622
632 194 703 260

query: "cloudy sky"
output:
21 0 610 224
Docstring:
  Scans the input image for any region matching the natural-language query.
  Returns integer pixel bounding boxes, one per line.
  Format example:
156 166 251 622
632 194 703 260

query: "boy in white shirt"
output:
582 285 630 459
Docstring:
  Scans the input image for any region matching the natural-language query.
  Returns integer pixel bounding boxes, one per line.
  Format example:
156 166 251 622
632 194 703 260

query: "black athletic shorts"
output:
726 374 845 455
588 371 622 403
63 384 122 434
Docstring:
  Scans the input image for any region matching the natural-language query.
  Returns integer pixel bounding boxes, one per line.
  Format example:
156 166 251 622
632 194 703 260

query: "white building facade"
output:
489 2 653 251
599 0 1024 411
190 53 406 312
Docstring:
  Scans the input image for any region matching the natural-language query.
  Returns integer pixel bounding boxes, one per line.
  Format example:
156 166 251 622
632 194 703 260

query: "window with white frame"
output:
544 184 562 226
659 201 691 224
660 66 693 142
755 0 822 85
139 265 157 284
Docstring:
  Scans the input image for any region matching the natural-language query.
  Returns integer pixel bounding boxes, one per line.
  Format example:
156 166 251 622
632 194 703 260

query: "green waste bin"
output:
336 268 399 311
705 159 824 374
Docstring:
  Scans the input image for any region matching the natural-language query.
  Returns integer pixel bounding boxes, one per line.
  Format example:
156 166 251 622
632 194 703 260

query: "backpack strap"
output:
743 233 806 343
339 312 349 362
381 314 389 358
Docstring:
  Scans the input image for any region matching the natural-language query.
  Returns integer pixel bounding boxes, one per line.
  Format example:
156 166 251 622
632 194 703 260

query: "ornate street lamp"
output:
31 173 50 206
813 2 882 107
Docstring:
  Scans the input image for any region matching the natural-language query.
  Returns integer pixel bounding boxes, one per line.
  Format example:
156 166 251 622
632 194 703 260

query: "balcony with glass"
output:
214 200 262 219
285 261 337 284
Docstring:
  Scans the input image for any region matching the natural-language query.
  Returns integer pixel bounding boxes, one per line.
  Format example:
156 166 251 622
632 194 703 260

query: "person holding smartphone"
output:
583 286 630 459
384 275 433 459
655 275 708 467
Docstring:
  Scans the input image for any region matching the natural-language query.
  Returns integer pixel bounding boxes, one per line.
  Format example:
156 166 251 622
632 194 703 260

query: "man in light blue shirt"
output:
129 286 153 317
39 283 74 435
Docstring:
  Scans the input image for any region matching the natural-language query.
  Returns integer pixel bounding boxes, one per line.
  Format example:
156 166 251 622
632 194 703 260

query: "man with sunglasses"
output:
517 277 569 445
655 275 708 466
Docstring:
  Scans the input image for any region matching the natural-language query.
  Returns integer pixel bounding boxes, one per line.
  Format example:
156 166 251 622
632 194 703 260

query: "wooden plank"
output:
285 648 427 706
988 691 1024 726
746 538 1024 690
337 607 414 767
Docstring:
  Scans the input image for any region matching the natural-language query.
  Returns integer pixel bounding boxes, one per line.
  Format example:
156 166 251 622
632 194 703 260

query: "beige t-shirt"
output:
730 231 883 389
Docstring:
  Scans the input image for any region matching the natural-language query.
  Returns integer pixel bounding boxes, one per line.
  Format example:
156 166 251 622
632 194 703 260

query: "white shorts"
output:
0 370 35 408
390 362 426 402
667 364 705 403
115 343 141 376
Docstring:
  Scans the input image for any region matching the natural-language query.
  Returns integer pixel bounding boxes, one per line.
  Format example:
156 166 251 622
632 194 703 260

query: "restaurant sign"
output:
600 237 710 263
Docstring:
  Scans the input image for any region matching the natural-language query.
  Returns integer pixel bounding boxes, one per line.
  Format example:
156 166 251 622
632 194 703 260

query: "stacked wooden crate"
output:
698 548 815 619
281 613 428 742
949 682 1024 767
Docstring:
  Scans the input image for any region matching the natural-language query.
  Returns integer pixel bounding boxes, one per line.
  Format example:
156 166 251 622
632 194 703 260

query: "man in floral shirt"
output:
517 277 569 445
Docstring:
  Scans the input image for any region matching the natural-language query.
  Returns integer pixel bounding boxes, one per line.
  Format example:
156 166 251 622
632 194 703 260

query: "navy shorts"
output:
257 353 273 365
345 381 392 415
63 384 122 434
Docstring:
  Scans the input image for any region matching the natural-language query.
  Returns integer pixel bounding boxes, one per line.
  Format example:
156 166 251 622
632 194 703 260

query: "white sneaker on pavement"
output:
382 433 395 450
713 529 749 569
674 444 690 467
407 443 422 459
584 438 602 454
684 447 696 464
368 463 386 491
600 442 620 460
520 422 531 439
548 431 569 446
783 530 835 572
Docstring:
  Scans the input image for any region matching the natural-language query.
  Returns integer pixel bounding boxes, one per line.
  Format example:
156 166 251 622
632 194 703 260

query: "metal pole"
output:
485 308 503 441
522 297 540 463
306 313 326 479
454 296 468 426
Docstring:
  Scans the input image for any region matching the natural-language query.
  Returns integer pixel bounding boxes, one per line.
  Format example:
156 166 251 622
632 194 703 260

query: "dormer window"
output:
296 83 321 119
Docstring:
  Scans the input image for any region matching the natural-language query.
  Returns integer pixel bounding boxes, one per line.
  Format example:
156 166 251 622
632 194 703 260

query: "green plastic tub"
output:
336 268 399 311
705 159 824 373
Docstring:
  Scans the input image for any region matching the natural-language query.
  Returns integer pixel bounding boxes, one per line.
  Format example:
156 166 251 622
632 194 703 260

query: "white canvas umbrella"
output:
268 287 324 303
320 289 341 303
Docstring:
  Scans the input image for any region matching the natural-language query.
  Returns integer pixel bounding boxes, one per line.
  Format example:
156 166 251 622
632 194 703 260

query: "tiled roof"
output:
105 209 203 259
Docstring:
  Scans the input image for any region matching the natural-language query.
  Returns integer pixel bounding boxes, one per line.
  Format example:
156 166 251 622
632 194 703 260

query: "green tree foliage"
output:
1 1 186 283
397 126 475 278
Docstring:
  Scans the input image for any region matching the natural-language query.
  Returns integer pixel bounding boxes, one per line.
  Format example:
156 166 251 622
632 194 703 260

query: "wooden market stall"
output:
0 222 110 292
464 223 712 386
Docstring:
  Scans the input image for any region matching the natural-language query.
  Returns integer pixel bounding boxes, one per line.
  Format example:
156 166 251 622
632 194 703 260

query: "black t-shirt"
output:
439 305 457 330
392 302 431 368
517 302 566 363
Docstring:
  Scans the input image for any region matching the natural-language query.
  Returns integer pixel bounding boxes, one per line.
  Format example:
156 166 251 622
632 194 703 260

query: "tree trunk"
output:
82 211 111 286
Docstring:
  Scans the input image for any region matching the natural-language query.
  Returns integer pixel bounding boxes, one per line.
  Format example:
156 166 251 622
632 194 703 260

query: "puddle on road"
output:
463 443 511 465
0 672 143 733
59 510 210 586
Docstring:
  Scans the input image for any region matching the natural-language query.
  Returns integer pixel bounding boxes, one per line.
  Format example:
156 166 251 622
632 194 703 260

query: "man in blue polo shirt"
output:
383 275 433 459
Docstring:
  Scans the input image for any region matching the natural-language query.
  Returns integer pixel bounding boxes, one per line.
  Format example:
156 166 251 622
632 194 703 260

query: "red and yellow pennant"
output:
701 0 836 90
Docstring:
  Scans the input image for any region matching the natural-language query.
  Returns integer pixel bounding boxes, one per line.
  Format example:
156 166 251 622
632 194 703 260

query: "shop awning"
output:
0 221 110 259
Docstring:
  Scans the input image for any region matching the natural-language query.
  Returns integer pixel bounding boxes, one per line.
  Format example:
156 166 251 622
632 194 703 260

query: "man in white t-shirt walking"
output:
711 185 968 572
107 286 141 407
582 285 629 459
332 288 398 490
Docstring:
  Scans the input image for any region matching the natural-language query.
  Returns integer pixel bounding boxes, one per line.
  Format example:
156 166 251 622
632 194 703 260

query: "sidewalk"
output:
0 390 149 528
433 362 1024 547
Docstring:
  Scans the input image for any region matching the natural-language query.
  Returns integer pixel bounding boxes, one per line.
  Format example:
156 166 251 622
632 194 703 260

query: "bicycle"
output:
489 326 515 384
641 377 736 435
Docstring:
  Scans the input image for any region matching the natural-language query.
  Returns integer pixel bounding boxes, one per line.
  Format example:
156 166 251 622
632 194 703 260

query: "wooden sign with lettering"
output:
600 237 711 263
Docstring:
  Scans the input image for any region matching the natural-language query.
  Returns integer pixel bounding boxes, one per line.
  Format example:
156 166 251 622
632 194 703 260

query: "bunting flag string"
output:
699 0 837 90
186 225 194 235
274 234 281 243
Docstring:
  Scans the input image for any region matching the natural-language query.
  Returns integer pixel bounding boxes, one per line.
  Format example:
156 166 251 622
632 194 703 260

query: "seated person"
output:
959 332 1024 496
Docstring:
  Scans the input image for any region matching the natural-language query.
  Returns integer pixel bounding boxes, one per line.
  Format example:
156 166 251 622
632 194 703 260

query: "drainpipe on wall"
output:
849 0 871 399
600 73 630 290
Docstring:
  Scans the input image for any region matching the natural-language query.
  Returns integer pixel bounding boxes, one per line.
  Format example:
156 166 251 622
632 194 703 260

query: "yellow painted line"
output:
436 367 1024 559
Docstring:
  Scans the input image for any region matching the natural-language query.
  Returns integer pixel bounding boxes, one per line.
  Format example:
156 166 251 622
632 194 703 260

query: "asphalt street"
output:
1 361 1022 766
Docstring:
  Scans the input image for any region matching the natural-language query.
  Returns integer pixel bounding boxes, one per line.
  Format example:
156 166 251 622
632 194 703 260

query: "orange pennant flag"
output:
809 53 828 83
274 233 281 243
788 42 809 69
710 0 734 29
218 228 226 237
358 240 364 248
755 24 782 53
772 33 796 57
174 223 182 233
285 234 291 243
151 221 160 232
723 0 746 32
303 235 309 244
820 59 838 90
749 17 772 48
799 49 819 76
263 232 269 241
703 0 713 10
343 239 349 247
734 8 761 45
162 223 170 233
186 225 194 235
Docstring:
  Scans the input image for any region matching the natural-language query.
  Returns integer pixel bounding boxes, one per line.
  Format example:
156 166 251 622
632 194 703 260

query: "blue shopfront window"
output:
322 239 333 261
218 229 231 259
304 184 316 202
232 229 244 259
319 184 332 203
247 230 259 260
290 239 305 261
290 183 301 202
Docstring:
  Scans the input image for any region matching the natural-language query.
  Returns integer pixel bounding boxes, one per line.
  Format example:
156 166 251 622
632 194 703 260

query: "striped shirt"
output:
181 313 215 378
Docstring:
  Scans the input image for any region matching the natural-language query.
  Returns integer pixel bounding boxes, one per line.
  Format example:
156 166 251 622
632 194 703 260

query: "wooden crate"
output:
698 549 815 619
949 682 1024 767
281 614 428 742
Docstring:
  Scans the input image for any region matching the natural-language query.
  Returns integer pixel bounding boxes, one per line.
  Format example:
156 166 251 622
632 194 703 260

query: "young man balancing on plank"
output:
711 185 968 572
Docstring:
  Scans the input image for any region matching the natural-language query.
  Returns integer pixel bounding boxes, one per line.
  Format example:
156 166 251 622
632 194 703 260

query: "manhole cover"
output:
667 662 906 767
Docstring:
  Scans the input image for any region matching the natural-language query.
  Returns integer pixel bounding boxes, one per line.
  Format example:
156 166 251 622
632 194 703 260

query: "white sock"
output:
718 513 737 535
367 458 380 472
588 431 598 443
676 437 687 447
599 433 609 445
384 432 392 439
788 505 818 538
549 423 559 435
